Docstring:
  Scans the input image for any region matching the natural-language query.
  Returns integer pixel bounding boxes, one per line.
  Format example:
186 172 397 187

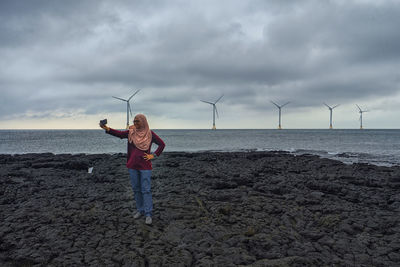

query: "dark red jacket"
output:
107 128 165 170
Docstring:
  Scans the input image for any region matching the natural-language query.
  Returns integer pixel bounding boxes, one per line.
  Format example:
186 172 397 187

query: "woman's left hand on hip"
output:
143 153 154 161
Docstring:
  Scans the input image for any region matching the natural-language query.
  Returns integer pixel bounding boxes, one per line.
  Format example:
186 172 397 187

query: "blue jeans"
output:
128 169 153 217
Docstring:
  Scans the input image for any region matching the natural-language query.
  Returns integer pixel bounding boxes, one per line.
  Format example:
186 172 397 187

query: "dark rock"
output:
388 252 400 262
388 176 400 183
61 160 89 170
1 151 399 266
212 181 238 189
310 191 325 199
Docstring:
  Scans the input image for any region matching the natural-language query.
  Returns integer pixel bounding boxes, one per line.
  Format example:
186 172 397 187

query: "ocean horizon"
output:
1 129 400 167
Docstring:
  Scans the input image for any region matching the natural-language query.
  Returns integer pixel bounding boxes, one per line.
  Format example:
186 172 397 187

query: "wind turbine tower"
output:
201 95 224 130
271 101 290 129
323 103 340 129
356 104 369 129
112 89 140 129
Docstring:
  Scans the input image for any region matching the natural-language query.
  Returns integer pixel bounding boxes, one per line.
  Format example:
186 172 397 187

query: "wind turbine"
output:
356 104 369 129
323 103 340 129
271 101 290 129
112 89 140 129
201 94 224 130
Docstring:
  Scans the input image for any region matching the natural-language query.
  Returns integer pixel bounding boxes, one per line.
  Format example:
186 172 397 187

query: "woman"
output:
100 114 165 225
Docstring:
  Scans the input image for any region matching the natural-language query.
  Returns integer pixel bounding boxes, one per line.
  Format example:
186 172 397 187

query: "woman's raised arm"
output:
100 123 129 139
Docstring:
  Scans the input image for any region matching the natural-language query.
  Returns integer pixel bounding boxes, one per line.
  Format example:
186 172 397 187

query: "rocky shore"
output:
1 151 399 266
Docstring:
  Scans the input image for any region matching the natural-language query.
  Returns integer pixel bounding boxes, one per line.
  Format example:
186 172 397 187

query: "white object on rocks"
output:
88 167 94 174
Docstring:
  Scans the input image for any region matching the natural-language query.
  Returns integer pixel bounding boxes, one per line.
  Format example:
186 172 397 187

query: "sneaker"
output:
133 212 142 219
145 216 152 225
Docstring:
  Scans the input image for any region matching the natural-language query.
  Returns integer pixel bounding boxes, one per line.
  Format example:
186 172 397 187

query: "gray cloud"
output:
1 0 400 127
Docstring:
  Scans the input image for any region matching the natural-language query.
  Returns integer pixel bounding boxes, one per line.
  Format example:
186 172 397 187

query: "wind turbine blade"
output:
271 101 280 108
128 89 141 101
214 94 224 104
332 104 340 109
215 105 219 118
201 100 214 105
128 103 133 117
281 101 290 108
356 104 362 112
112 96 127 102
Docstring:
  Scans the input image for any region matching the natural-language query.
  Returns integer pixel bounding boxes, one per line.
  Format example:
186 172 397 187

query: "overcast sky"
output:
1 0 399 129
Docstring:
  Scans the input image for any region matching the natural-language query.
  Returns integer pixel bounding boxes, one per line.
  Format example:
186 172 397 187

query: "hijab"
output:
128 114 152 151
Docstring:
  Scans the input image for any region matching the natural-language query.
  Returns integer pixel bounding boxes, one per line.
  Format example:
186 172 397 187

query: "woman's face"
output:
133 118 141 128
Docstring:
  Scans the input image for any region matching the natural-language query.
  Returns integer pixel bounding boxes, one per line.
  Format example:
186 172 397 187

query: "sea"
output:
1 129 400 167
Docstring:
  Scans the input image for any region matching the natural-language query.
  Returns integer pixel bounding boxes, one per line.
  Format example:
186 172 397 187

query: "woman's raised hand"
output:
99 123 110 132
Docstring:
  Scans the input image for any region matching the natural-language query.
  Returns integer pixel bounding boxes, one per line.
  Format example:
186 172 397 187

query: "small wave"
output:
293 149 330 155
292 149 400 167
336 152 361 158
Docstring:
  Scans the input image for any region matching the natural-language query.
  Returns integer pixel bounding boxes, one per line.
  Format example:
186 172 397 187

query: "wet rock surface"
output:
0 151 399 266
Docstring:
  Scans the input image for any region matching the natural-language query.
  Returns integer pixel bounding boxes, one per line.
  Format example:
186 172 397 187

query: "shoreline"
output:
1 148 399 168
1 151 399 266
